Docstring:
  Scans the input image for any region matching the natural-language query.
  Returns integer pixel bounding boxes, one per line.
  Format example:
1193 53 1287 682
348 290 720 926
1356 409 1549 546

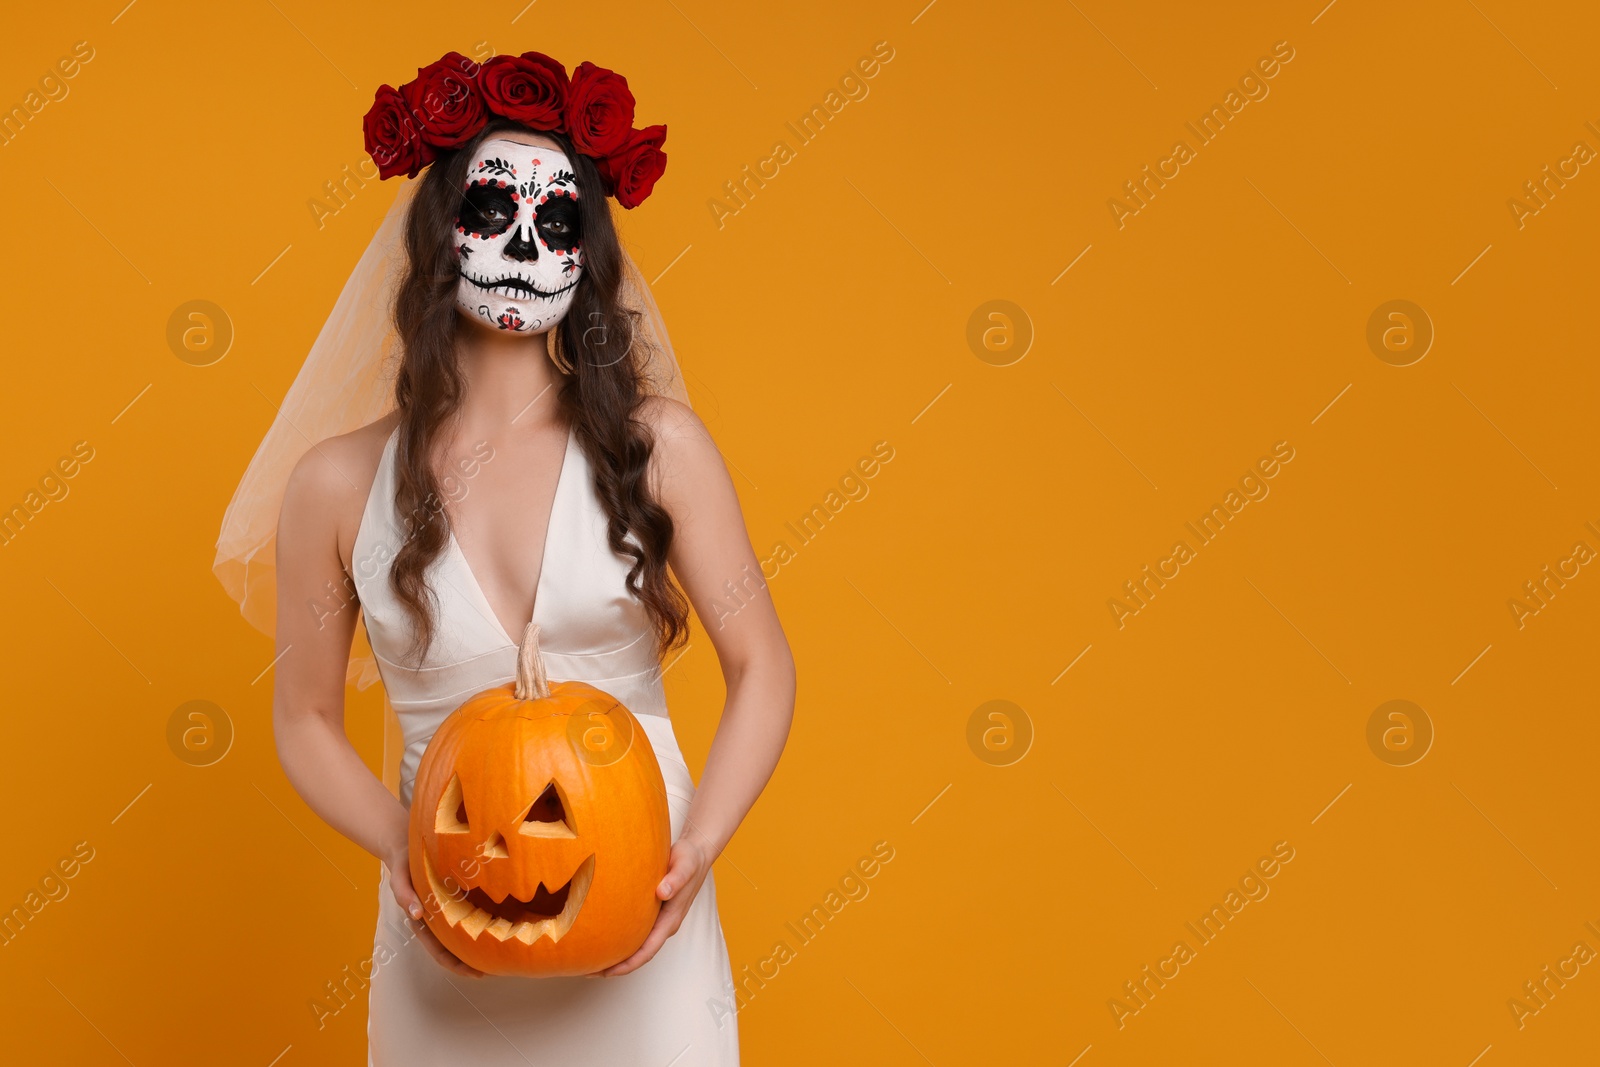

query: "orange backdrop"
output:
2 1 1597 1064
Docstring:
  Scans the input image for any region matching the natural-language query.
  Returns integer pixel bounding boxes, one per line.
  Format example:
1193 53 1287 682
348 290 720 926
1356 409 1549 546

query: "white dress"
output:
353 422 740 1065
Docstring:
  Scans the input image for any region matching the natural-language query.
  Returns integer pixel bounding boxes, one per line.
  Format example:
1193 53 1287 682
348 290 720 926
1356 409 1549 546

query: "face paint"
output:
454 138 584 334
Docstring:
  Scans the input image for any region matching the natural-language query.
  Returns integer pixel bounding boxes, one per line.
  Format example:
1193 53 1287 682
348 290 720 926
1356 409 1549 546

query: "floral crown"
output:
363 50 668 209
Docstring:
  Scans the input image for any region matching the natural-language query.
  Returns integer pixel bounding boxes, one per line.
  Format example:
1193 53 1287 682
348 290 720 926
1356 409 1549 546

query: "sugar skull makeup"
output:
455 138 583 333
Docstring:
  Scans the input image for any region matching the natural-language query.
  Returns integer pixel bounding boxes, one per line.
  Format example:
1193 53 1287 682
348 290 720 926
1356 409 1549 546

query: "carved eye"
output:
435 774 470 834
519 782 577 839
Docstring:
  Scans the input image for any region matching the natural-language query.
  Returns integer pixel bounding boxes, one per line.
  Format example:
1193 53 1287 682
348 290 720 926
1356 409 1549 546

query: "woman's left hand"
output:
594 833 715 977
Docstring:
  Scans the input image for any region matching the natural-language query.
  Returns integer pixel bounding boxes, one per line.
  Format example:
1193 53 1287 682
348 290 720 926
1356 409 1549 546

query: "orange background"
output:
2 1 1597 1063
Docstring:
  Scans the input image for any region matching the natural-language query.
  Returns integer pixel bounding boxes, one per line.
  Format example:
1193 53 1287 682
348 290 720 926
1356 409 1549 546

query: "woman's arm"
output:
273 438 484 977
601 398 797 976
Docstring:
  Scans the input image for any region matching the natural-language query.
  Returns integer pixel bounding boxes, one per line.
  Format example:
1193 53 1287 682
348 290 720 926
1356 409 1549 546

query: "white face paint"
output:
454 138 583 333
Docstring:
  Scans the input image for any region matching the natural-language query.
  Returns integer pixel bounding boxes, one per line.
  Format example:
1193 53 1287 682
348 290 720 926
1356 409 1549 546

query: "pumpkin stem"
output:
515 622 551 700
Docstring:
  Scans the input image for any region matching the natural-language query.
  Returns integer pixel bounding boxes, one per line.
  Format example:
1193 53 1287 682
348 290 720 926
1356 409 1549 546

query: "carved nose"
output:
504 224 539 262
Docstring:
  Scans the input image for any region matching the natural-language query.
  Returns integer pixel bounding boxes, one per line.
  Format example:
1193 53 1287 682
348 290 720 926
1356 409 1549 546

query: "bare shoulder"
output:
636 394 708 444
639 395 729 468
635 396 745 529
637 395 722 481
280 410 401 541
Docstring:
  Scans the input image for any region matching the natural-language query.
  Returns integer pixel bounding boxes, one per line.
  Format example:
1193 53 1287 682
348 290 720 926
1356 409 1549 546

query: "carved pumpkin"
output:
408 623 670 976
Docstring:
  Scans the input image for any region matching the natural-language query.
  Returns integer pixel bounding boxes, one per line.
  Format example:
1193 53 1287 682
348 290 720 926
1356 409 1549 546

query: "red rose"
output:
403 51 487 149
599 125 668 209
565 61 635 157
480 52 568 131
363 84 435 179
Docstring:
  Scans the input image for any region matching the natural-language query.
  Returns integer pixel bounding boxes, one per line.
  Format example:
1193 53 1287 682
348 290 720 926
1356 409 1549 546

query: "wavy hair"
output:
387 118 688 663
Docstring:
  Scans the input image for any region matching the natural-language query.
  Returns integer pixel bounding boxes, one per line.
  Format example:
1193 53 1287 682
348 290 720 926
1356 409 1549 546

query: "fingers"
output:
600 899 689 977
394 885 424 922
389 870 426 921
386 855 481 977
658 847 697 899
605 844 709 975
414 921 486 978
601 934 661 977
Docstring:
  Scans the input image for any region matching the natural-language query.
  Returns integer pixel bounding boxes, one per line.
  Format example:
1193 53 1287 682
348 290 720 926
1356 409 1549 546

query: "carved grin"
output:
423 850 595 944
462 270 579 301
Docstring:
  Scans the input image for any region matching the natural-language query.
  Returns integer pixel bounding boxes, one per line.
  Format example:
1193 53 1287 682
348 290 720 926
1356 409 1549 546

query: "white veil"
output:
213 176 690 693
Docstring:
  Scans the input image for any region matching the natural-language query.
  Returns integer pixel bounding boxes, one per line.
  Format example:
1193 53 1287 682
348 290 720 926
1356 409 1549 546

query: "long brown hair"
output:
388 118 688 663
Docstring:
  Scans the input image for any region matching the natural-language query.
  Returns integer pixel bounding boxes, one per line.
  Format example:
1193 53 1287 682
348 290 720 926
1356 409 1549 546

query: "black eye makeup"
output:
535 196 581 252
457 182 518 238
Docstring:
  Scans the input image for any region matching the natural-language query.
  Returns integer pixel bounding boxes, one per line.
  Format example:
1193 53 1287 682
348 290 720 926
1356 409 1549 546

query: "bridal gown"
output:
352 422 740 1065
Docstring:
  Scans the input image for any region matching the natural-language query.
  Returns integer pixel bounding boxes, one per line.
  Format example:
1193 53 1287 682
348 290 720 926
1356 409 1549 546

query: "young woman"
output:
224 51 793 1064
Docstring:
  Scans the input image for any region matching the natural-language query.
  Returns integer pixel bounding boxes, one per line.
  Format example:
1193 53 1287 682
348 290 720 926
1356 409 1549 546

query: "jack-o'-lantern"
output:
408 623 670 976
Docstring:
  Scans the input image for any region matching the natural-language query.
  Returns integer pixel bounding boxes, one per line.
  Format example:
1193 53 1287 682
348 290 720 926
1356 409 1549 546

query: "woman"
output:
234 50 792 1064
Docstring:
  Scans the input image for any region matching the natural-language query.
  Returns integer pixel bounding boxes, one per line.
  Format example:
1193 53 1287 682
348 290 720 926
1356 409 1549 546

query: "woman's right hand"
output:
384 846 487 979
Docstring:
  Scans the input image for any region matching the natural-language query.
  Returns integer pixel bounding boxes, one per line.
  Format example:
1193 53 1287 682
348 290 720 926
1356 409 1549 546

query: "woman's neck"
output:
452 315 563 435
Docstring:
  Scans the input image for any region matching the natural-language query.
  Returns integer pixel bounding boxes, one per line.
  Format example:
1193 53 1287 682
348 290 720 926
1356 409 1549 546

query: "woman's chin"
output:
456 301 540 337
